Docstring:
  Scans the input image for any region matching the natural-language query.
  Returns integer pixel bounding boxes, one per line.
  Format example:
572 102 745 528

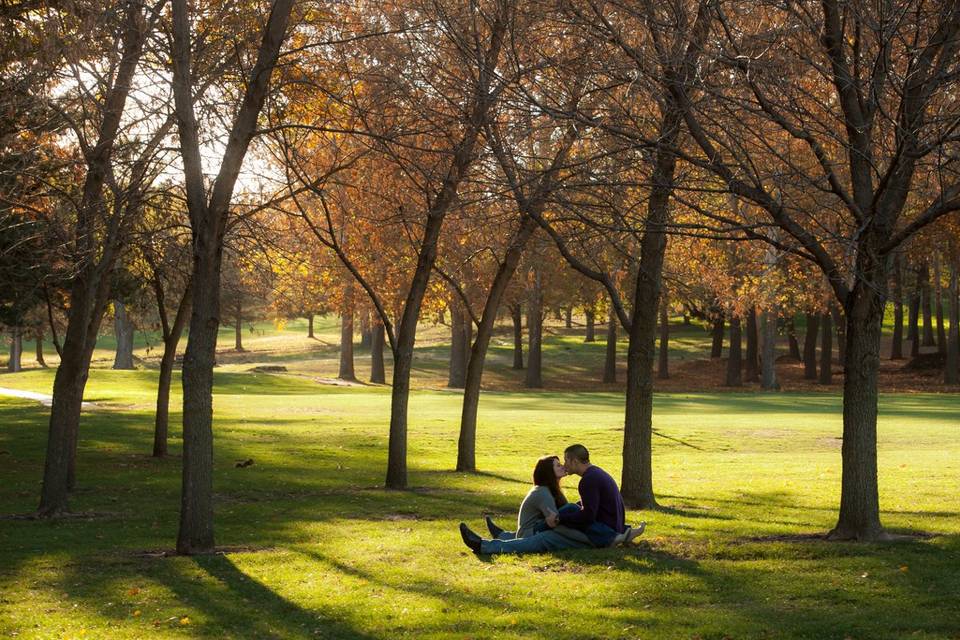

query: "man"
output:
549 443 646 546
459 444 645 555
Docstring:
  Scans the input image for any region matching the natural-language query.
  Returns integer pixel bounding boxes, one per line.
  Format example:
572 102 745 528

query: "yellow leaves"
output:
180 616 191 625
132 610 141 617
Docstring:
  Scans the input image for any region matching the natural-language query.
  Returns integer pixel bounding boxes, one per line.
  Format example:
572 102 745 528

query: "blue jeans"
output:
555 503 618 548
480 529 594 555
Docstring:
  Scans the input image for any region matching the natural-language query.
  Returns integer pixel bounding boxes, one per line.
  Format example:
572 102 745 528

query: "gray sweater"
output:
516 486 557 538
515 486 591 544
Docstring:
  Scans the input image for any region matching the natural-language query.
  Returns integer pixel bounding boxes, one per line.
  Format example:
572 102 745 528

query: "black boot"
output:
459 523 482 554
485 515 504 538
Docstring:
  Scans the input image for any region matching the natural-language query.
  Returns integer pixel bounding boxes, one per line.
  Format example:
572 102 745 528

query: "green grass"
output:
1 361 959 639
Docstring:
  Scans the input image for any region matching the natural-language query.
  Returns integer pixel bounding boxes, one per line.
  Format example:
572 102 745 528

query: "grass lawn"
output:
1 360 959 640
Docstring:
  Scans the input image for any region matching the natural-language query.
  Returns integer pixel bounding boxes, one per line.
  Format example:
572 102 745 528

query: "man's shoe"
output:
459 522 482 554
485 515 504 538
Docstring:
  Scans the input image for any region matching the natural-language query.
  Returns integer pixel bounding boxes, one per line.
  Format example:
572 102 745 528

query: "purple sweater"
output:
559 465 626 533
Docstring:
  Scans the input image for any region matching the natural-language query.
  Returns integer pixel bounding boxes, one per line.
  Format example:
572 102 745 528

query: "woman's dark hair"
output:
533 455 567 507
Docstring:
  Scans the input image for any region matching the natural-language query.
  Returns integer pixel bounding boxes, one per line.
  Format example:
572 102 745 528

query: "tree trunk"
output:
761 308 778 390
891 254 904 359
908 273 921 357
112 300 135 369
934 253 946 354
565 306 572 328
511 303 523 369
603 303 617 383
39 274 111 514
307 314 314 338
447 298 466 388
457 215 538 472
524 267 543 388
7 326 22 372
153 336 177 458
154 288 190 458
360 310 372 349
370 320 386 384
657 290 669 379
946 257 959 385
234 301 243 352
921 261 935 347
827 277 887 541
178 252 221 553
463 313 472 373
35 328 46 367
787 316 801 360
725 315 742 386
710 313 724 358
584 305 595 342
833 305 846 366
819 311 833 385
803 312 820 380
745 305 759 382
338 284 356 381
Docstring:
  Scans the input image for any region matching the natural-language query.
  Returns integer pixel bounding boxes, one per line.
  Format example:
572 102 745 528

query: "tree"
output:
36 0 170 516
170 0 296 554
282 0 512 488
671 0 960 538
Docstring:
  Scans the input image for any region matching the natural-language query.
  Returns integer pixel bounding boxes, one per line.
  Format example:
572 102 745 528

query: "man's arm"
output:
558 476 599 527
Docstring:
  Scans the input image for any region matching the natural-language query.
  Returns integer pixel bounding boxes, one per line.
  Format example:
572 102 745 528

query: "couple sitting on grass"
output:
459 444 646 555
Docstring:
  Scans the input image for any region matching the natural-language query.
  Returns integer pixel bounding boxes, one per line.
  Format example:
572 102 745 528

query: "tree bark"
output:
7 326 22 372
154 335 178 458
35 328 46 367
934 253 947 354
921 261 935 347
447 298 466 388
946 257 959 385
819 311 833 385
745 305 759 382
657 290 669 379
603 303 617 383
112 300 135 369
307 314 314 338
710 312 724 358
787 316 801 360
565 306 572 328
524 266 543 388
803 312 820 380
725 315 742 386
234 300 243 352
338 283 356 381
828 276 887 541
511 303 523 369
153 285 191 458
370 320 386 384
39 272 112 513
584 305 595 342
908 270 921 357
761 308 778 390
457 215 538 471
891 254 904 359
833 305 846 366
360 310 372 348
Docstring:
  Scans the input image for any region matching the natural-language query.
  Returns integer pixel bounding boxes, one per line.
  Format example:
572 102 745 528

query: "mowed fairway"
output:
1 364 959 639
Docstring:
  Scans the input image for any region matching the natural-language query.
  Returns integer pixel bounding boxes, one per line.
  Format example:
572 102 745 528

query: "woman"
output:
484 455 577 540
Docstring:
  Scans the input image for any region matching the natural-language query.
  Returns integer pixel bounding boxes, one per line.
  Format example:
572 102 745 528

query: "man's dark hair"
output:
564 444 589 464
